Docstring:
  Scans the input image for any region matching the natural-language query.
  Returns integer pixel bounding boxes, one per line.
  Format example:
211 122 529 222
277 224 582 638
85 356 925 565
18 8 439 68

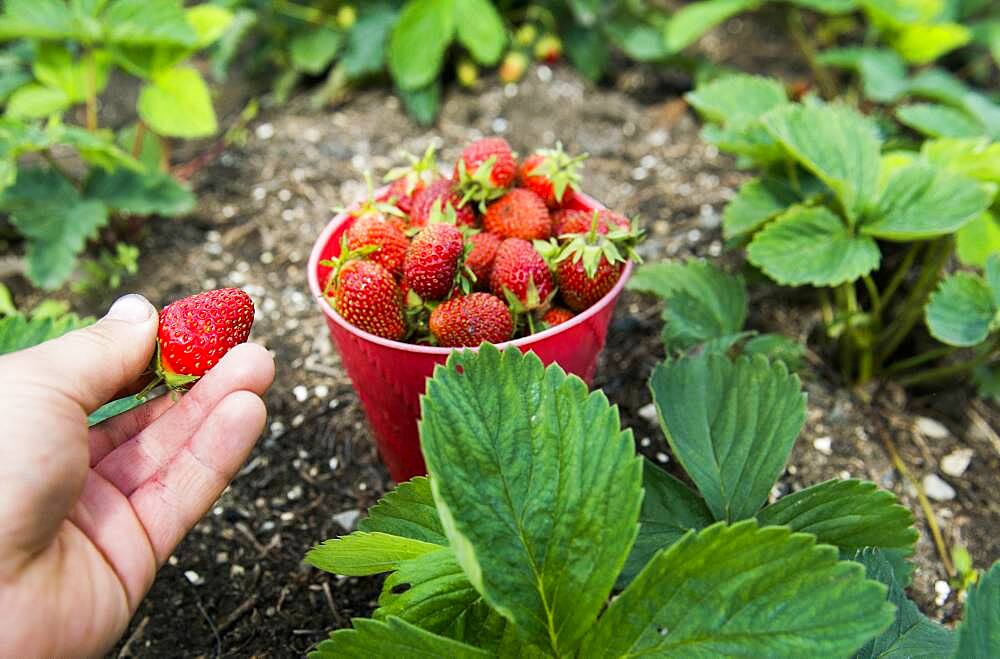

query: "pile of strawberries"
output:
321 137 641 347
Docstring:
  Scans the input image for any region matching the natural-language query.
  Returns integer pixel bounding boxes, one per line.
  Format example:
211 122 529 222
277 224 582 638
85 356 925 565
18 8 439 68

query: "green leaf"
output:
748 205 881 286
290 27 342 75
925 272 996 347
686 73 787 125
763 103 881 223
892 22 971 65
184 4 233 49
102 0 197 47
55 124 142 172
33 43 110 103
374 548 480 634
956 213 1000 268
84 167 194 216
743 333 806 369
357 476 447 545
208 8 256 81
420 346 642 654
988 256 1000 309
0 167 108 289
567 0 602 25
788 0 858 11
0 282 15 316
88 394 146 426
605 15 669 61
388 0 453 91
116 122 163 172
896 104 985 138
564 24 608 81
664 0 761 53
137 66 217 138
0 312 92 355
341 2 397 79
619 460 713 587
650 352 806 522
4 84 70 119
757 479 918 551
453 0 505 66
973 363 1000 403
580 521 894 657
0 0 87 41
311 616 490 659
722 176 799 239
852 548 956 658
863 163 992 240
817 47 908 103
922 137 1000 184
397 82 440 126
305 531 441 576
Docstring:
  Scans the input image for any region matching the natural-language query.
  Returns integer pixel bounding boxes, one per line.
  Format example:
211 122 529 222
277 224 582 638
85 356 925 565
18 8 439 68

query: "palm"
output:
0 342 273 658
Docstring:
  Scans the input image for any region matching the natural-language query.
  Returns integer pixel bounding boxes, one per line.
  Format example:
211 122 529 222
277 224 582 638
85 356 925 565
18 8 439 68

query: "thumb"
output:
15 294 159 413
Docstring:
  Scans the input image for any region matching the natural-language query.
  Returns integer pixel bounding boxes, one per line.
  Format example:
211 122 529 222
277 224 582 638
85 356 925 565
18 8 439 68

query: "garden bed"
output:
97 64 1000 656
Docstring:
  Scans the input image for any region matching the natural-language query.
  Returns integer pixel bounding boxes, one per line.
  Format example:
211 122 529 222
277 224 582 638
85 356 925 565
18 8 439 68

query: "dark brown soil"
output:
14 27 990 659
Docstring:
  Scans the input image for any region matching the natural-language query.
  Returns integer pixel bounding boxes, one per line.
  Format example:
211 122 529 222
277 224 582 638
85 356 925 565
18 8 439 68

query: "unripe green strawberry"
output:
490 237 554 311
156 288 254 389
429 292 513 347
346 215 409 277
404 223 465 300
483 188 551 240
333 260 406 340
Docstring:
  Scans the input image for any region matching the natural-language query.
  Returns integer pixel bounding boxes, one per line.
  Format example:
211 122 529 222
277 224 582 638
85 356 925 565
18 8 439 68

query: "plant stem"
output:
875 237 951 368
786 160 800 195
875 421 955 577
895 341 997 387
882 345 957 375
131 121 147 159
158 134 171 172
85 50 98 131
862 274 880 312
876 242 922 316
788 8 838 99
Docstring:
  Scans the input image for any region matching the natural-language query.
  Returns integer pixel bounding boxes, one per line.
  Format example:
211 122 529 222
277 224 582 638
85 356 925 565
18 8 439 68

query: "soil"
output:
8 18 994 658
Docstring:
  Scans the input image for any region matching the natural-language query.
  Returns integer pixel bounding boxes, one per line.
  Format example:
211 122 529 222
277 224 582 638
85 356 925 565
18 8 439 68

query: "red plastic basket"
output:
307 191 633 482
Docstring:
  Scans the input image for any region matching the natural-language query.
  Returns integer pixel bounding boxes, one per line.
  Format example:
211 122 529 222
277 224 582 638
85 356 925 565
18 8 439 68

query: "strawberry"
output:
383 145 439 215
490 237 554 311
466 231 502 288
344 172 407 230
553 211 642 312
454 137 517 208
518 143 587 208
156 288 254 389
404 223 466 300
483 188 551 241
330 259 406 340
410 179 476 228
429 292 513 347
346 215 409 277
556 256 624 312
534 34 561 62
541 307 574 327
499 50 529 84
552 208 629 236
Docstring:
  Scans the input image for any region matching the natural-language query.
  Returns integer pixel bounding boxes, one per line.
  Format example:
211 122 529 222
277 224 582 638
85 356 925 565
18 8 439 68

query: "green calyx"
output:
320 235 380 297
137 341 199 399
554 212 644 278
534 141 588 202
338 171 406 220
456 156 508 211
384 144 439 196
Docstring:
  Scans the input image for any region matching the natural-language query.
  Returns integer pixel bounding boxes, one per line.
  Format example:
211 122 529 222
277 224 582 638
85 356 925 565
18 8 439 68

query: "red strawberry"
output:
483 188 551 241
518 143 587 208
499 50 529 83
556 256 624 312
410 179 476 228
346 215 409 277
454 137 517 207
384 145 439 215
541 307 574 327
404 223 466 300
331 260 406 340
156 288 254 389
552 208 629 236
534 33 561 63
490 238 554 311
466 231 502 288
429 292 513 347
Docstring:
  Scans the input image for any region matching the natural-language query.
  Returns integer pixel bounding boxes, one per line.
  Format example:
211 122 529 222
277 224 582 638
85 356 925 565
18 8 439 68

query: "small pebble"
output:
184 570 204 585
329 457 340 471
216 552 228 564
940 448 974 477
923 473 956 501
333 509 361 530
293 385 309 402
917 417 950 439
934 579 951 606
640 437 651 448
655 452 669 463
288 485 303 501
255 123 275 140
314 384 330 398
813 437 833 455
638 403 658 422
280 511 295 522
230 565 245 577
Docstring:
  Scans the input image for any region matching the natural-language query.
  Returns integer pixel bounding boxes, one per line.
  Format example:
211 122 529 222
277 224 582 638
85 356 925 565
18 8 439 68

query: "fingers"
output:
3 294 159 414
87 394 177 467
129 390 267 564
93 342 274 494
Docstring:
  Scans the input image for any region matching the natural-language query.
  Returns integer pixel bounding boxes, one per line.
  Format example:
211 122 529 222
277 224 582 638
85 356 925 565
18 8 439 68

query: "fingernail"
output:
106 294 154 323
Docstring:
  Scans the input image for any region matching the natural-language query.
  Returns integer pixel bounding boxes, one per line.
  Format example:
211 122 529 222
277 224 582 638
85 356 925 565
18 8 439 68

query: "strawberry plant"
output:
686 73 997 387
628 258 806 368
0 0 235 291
303 345 999 656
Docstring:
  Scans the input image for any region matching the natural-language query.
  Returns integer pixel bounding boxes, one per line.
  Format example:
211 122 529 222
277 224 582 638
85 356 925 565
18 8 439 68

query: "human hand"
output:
0 294 275 657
